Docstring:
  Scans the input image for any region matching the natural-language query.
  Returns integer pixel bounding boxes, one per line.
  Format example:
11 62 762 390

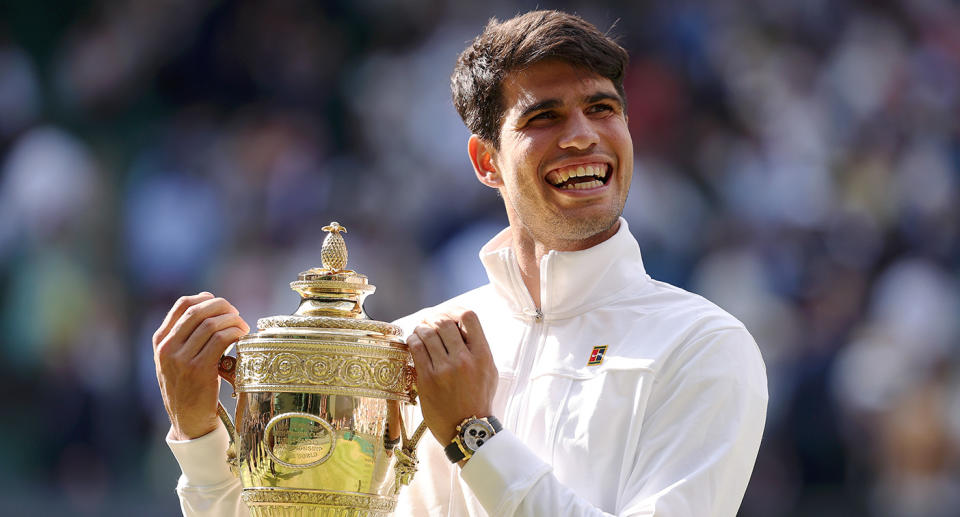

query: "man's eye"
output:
588 103 615 114
529 111 557 123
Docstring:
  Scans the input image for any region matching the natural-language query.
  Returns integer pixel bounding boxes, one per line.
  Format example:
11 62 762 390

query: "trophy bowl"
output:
216 222 426 517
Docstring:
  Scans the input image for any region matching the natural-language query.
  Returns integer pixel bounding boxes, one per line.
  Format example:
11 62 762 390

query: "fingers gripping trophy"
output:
215 222 427 516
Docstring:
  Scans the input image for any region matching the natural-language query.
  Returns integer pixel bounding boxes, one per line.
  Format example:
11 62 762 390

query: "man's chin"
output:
546 210 622 246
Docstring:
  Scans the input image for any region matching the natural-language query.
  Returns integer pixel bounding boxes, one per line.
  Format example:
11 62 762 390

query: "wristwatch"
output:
445 415 502 463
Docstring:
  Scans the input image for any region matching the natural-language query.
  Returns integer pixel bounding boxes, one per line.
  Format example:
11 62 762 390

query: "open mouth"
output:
545 163 611 190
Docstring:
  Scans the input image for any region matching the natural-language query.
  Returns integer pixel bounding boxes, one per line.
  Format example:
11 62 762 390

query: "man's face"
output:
485 59 633 250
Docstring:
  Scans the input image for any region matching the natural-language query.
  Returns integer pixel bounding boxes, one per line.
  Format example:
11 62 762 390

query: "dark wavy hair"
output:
451 10 629 148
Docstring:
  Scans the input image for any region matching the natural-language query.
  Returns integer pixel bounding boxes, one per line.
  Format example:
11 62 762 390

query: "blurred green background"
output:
1 0 958 515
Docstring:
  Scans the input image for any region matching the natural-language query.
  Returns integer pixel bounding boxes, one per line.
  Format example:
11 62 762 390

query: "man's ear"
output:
468 134 502 189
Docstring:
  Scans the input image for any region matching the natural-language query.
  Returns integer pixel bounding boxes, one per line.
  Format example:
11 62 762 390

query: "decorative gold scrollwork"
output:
242 487 397 516
271 353 303 382
235 345 414 402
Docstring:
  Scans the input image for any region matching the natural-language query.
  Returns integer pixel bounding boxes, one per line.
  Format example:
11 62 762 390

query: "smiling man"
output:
474 59 632 270
157 10 767 517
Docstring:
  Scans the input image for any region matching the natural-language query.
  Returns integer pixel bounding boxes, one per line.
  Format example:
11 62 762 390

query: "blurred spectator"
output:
1 1 958 515
0 42 39 139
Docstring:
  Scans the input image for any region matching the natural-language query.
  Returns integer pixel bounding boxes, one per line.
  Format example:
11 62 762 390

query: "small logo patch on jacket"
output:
587 345 608 366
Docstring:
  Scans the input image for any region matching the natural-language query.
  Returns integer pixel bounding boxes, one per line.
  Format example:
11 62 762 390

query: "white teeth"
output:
549 163 609 187
562 179 603 190
584 165 607 178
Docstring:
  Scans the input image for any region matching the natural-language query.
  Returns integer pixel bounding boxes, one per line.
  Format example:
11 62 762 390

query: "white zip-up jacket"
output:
168 219 768 516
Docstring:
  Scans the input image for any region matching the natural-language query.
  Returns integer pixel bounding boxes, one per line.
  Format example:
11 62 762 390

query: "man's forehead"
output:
501 61 618 113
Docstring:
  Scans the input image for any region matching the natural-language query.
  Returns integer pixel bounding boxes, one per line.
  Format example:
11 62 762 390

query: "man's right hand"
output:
153 292 250 441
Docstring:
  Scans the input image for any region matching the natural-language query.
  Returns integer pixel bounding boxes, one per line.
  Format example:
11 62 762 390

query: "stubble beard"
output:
553 207 623 242
509 195 625 250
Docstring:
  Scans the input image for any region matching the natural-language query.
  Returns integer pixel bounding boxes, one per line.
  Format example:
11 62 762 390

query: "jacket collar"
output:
478 218 648 319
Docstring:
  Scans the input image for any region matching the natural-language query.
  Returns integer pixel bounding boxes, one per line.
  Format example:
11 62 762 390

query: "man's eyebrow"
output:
517 91 624 120
585 91 623 106
517 99 562 120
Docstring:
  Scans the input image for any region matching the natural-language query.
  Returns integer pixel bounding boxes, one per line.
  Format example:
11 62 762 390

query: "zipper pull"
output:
523 308 544 321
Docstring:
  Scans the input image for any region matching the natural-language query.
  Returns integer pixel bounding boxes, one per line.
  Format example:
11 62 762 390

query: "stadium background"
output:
1 0 958 515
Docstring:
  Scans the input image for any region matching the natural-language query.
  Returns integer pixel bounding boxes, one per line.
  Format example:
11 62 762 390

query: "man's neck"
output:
511 232 547 310
509 219 621 310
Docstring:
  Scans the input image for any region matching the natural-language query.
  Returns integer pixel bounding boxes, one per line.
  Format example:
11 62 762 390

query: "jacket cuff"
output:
459 429 552 515
166 423 236 487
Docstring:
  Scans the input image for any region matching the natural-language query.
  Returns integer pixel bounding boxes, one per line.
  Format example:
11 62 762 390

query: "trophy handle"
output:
216 354 240 475
392 406 429 491
218 353 238 389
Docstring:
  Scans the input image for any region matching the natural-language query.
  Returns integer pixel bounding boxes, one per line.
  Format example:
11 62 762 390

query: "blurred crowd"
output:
1 0 958 515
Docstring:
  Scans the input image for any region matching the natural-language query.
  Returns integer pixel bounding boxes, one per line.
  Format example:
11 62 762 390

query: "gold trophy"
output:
216 222 427 516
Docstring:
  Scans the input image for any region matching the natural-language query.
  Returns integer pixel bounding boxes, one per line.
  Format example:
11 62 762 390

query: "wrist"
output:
169 425 195 442
170 420 217 441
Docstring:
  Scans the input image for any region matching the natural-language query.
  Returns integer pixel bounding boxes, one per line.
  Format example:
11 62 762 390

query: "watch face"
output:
460 419 496 451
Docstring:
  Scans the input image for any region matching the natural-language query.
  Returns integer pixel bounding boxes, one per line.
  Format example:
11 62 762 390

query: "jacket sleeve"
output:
167 423 250 517
459 326 768 517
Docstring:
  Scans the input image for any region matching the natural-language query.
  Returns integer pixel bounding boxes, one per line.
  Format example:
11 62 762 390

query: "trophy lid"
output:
255 222 403 339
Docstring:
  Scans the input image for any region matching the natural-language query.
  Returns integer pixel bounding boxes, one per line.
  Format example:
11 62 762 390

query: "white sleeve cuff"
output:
459 429 552 515
166 423 237 488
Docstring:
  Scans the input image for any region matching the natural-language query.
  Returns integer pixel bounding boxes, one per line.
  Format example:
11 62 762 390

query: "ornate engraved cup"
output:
216 222 427 517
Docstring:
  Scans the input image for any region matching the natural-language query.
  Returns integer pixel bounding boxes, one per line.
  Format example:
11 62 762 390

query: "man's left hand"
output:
408 309 499 446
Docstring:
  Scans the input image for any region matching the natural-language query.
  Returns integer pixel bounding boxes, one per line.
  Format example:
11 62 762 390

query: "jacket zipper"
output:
503 251 552 434
504 308 544 433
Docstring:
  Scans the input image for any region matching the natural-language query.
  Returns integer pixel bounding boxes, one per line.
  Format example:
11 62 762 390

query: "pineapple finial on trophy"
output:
320 222 348 272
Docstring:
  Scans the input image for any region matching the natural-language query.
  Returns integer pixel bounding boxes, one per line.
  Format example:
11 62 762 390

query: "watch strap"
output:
444 439 466 463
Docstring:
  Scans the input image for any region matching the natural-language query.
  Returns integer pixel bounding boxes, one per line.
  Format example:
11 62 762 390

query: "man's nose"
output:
558 112 599 150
